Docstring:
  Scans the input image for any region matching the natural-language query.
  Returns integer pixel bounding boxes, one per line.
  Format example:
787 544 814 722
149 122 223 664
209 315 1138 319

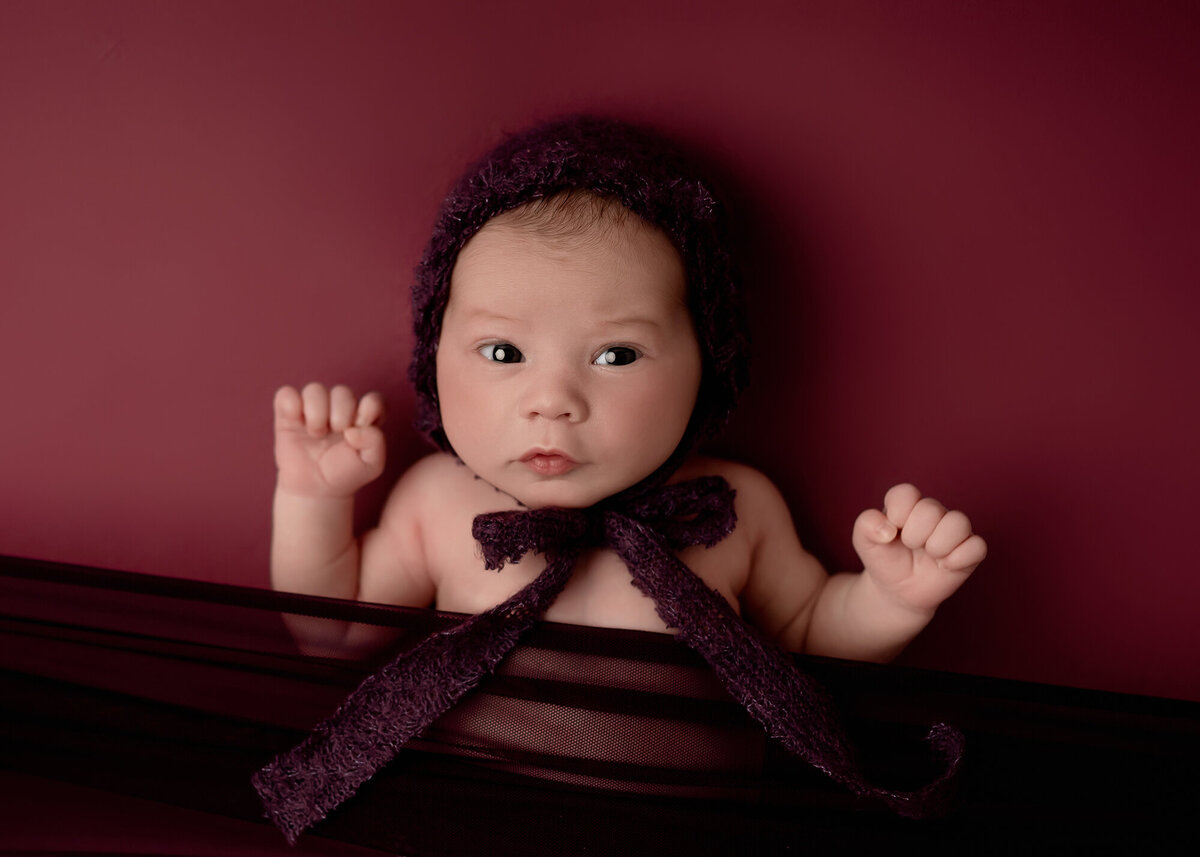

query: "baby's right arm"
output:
271 383 433 653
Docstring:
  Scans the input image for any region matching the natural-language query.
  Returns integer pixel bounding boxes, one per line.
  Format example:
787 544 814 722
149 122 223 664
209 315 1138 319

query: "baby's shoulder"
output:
384 451 525 518
396 451 471 488
379 452 498 520
408 449 505 491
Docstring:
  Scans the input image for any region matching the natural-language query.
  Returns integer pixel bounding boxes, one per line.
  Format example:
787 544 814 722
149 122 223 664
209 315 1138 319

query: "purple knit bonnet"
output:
409 115 750 483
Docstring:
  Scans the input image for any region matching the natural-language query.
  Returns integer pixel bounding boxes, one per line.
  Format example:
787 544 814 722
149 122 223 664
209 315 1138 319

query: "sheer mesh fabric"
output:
5 555 1199 854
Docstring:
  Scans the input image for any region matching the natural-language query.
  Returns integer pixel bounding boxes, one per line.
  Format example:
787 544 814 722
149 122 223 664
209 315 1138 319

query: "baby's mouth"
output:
519 449 578 476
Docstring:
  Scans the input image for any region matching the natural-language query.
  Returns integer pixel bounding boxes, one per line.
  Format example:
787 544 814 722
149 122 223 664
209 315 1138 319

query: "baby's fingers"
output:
354 391 385 428
273 385 303 429
923 510 974 560
941 533 988 572
301 382 331 437
329 385 357 433
899 497 948 550
883 483 922 528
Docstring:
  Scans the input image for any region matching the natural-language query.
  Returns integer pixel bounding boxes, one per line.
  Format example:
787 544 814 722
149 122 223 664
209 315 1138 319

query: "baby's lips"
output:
520 451 578 476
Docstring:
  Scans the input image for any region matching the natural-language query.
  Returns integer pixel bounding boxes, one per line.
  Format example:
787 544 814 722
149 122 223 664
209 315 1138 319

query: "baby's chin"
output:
510 482 609 510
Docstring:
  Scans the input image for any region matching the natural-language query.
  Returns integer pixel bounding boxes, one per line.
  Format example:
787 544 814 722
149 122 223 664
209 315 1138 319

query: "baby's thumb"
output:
852 508 898 558
344 426 386 470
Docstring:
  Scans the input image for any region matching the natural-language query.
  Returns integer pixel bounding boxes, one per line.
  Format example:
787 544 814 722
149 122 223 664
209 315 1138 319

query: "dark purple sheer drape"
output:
2 555 1197 853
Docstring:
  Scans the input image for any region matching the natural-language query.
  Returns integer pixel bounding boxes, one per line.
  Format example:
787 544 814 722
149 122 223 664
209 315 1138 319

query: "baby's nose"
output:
519 365 589 422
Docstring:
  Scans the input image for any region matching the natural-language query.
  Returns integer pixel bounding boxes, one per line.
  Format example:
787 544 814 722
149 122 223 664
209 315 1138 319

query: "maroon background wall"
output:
2 0 1197 703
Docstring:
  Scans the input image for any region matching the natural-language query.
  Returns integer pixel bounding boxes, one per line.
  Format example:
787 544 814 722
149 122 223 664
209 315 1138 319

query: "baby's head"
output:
410 116 749 504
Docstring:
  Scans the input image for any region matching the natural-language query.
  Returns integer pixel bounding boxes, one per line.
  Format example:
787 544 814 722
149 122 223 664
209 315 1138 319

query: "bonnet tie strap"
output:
253 476 962 843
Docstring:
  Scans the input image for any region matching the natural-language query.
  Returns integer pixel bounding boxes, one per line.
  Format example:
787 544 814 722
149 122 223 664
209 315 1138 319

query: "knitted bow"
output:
253 476 962 843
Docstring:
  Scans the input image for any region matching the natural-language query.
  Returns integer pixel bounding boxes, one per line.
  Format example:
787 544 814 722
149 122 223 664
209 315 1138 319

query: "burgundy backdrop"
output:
2 0 1197 703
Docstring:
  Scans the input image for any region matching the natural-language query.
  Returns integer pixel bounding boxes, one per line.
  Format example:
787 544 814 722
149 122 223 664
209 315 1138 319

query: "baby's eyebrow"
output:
603 316 665 330
453 306 520 323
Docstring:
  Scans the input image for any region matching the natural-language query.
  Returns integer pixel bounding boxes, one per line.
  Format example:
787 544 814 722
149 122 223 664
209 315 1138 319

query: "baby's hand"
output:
852 484 987 615
274 383 386 498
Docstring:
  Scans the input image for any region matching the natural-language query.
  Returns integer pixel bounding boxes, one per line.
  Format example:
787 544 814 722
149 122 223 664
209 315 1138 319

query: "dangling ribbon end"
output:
877 721 966 820
251 767 315 846
253 754 356 845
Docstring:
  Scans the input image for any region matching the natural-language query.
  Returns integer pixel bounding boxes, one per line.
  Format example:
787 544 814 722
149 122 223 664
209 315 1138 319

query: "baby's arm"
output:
738 473 985 662
271 383 432 653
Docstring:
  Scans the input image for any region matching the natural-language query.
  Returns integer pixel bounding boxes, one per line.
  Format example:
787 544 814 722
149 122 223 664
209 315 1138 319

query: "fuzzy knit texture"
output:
253 117 964 842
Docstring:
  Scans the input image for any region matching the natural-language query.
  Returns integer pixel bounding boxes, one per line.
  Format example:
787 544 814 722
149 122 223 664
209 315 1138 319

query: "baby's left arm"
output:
738 475 986 662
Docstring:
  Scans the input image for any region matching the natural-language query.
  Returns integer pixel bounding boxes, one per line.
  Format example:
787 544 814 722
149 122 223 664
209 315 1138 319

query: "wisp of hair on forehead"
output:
493 189 642 243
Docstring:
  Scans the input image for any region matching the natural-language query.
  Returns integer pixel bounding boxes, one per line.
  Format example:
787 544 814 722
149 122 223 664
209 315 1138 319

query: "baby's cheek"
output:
626 380 694 455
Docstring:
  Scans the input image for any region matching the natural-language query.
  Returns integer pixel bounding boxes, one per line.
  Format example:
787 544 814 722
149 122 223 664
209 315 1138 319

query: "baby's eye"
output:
479 343 524 364
594 346 640 366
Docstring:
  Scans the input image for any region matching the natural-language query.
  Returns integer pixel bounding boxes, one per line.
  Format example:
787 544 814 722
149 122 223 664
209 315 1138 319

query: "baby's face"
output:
436 214 701 508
